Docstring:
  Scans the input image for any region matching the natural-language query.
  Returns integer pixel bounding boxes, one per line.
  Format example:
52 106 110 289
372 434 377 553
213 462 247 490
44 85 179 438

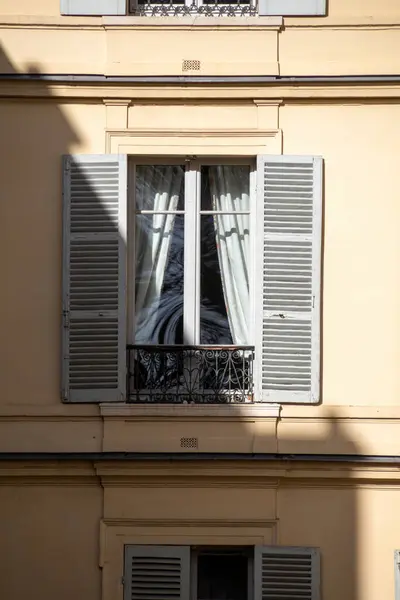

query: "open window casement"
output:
254 546 321 600
124 545 191 600
255 155 322 404
62 155 127 402
60 0 127 15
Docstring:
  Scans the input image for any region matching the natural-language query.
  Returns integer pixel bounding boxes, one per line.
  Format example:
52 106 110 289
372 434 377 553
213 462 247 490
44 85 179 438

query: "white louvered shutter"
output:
254 546 320 600
62 155 127 402
124 545 190 600
60 0 126 15
256 155 322 404
395 551 400 600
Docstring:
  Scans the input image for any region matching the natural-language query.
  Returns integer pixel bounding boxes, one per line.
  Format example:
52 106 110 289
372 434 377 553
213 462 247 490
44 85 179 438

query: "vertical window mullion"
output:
183 162 199 345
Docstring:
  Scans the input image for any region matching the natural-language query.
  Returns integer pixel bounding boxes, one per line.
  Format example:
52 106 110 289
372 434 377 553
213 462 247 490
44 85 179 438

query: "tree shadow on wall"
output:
0 42 361 600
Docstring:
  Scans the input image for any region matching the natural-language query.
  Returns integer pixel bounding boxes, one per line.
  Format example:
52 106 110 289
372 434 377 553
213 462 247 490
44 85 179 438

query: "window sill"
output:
100 403 281 418
103 15 283 29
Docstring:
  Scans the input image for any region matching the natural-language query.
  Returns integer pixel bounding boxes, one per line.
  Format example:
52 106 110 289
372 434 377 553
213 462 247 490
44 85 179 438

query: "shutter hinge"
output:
121 576 125 586
63 311 70 328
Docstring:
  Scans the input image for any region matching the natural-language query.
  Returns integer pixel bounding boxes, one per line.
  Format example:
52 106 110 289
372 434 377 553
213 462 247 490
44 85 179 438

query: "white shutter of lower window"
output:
60 0 126 15
254 546 320 600
256 155 322 404
62 155 127 402
124 545 191 600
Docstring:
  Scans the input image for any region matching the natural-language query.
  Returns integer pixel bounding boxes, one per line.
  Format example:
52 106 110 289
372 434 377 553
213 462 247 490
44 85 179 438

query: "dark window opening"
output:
197 550 249 600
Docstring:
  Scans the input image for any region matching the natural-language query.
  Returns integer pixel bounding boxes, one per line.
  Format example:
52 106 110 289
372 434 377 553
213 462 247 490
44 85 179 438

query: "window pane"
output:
135 165 185 211
200 165 250 345
134 163 185 345
135 213 184 344
201 165 250 211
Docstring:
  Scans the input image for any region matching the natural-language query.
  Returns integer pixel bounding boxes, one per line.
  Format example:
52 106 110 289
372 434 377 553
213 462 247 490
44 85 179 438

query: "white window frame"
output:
127 157 257 349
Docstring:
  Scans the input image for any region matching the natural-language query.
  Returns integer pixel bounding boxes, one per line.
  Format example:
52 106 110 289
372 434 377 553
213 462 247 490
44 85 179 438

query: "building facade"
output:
1 1 400 599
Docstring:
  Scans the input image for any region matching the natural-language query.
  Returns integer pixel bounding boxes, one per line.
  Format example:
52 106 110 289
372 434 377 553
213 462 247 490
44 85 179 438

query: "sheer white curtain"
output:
209 166 250 345
135 166 184 343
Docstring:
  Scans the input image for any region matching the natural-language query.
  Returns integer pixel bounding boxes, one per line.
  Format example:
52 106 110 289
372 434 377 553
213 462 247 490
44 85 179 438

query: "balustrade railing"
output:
127 345 255 404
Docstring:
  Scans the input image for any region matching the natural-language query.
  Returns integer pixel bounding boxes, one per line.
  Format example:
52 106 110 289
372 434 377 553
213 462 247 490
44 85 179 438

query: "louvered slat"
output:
254 547 320 600
124 546 190 600
257 156 322 404
62 155 127 402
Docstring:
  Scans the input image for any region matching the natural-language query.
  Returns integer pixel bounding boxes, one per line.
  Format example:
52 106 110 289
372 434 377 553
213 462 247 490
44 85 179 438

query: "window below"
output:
123 544 320 600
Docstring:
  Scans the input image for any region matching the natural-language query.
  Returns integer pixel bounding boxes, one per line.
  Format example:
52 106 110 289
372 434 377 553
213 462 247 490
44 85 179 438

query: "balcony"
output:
130 0 257 16
127 345 255 404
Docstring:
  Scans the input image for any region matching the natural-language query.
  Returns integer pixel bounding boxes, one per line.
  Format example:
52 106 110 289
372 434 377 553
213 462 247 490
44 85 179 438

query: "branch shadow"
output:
0 42 360 600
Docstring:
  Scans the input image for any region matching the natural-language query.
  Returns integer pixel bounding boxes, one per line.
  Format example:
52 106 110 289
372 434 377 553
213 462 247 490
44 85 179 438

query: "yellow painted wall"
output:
1 0 400 18
0 481 102 600
1 461 400 600
1 4 400 600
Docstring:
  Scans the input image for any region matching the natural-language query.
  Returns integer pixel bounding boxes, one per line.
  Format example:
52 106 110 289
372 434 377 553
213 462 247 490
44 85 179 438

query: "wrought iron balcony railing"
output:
129 0 257 17
127 345 255 404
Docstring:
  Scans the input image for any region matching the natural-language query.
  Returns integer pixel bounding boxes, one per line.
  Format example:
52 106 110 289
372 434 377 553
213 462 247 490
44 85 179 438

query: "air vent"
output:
180 437 198 449
182 59 201 72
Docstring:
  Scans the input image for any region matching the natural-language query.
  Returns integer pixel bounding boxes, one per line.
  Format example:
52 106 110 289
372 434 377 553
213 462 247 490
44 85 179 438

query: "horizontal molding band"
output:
2 74 400 85
1 452 400 463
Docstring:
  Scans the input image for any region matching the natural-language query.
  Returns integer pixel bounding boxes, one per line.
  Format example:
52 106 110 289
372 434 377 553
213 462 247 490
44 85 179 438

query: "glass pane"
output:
201 165 250 211
200 166 250 345
135 159 185 344
135 165 184 211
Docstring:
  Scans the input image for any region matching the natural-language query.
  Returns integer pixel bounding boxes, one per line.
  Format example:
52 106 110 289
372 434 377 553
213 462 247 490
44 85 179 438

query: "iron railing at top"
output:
127 345 255 404
130 0 257 17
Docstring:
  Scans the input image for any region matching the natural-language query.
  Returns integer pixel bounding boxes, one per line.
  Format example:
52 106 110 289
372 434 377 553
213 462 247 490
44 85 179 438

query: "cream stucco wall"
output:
1 461 400 600
1 6 400 600
2 94 400 454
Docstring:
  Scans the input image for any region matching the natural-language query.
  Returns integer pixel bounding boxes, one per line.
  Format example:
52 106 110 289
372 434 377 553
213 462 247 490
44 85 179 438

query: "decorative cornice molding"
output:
102 517 277 528
106 127 279 138
2 82 400 101
100 402 281 419
103 98 132 107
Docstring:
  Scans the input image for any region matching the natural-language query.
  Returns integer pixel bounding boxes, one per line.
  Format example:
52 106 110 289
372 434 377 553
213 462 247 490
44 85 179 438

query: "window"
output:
128 159 255 403
131 160 253 346
60 0 327 16
62 154 322 405
123 544 320 599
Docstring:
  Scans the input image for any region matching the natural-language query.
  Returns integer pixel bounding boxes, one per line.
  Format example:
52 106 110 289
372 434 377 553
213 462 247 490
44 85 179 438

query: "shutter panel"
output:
256 155 322 404
395 551 400 600
60 0 126 15
258 0 326 16
254 546 320 600
62 155 127 402
124 545 190 600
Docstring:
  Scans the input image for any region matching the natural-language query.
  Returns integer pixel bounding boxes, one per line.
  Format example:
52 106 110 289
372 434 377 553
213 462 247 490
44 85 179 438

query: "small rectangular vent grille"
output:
182 59 201 72
261 551 313 599
131 555 182 599
180 437 198 449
